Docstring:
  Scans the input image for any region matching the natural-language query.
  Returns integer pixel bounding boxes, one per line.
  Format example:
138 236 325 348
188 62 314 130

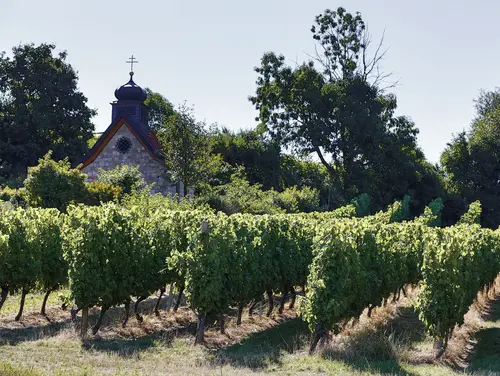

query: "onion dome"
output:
114 72 147 102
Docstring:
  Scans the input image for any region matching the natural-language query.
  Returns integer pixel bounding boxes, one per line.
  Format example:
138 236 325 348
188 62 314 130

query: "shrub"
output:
86 181 122 205
96 165 147 195
458 200 482 225
276 186 321 213
351 193 371 217
23 152 88 211
201 170 283 215
0 186 27 207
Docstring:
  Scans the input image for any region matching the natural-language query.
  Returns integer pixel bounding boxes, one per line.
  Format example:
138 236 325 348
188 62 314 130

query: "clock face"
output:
115 136 132 154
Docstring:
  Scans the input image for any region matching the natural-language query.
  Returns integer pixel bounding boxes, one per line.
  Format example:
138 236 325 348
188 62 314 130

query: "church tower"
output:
111 72 149 125
78 58 182 196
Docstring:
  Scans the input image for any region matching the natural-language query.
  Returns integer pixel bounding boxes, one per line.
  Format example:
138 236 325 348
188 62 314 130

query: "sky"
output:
1 0 499 164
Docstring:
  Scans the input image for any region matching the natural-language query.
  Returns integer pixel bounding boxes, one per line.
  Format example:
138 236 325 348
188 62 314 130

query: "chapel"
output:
79 66 183 196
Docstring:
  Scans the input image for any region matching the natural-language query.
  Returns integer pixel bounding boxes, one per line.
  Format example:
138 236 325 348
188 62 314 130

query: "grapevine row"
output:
1 198 498 356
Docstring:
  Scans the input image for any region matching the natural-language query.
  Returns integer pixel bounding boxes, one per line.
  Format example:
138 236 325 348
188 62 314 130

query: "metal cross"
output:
126 55 138 72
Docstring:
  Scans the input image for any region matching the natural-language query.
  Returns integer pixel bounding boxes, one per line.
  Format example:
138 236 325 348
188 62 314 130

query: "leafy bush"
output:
23 152 88 211
0 186 27 207
201 169 283 215
427 197 444 227
458 200 482 225
351 193 371 217
96 165 147 195
275 186 321 213
86 181 122 205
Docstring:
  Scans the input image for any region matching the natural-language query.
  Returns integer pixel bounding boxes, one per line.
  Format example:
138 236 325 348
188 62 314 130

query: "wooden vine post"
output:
195 220 209 345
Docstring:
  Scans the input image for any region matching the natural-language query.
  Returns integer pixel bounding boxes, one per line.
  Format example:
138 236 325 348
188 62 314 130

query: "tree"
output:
250 7 439 211
0 43 96 181
309 7 391 84
144 88 175 133
208 126 281 190
441 94 500 228
157 104 212 190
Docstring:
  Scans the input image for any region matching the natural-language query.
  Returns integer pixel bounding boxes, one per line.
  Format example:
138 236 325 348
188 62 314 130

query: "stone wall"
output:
82 124 178 196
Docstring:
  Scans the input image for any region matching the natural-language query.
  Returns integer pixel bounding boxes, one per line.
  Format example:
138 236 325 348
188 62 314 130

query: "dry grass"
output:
442 277 500 370
319 286 435 365
1 286 500 375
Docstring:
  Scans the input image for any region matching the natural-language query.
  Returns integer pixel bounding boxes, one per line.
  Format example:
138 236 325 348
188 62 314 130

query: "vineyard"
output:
0 196 499 364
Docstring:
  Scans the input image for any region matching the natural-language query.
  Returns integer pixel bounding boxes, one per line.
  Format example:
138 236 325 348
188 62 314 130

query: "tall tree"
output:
208 126 281 190
250 7 437 210
157 103 213 190
0 43 96 182
144 88 175 133
441 90 500 228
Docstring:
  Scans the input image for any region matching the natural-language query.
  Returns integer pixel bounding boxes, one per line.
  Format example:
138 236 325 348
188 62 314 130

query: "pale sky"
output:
1 0 499 164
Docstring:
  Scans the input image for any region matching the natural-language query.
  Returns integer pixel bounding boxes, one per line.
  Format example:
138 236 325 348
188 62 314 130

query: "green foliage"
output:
0 208 64 298
423 198 444 227
299 217 426 334
275 186 321 213
23 151 88 211
85 181 122 205
250 8 443 214
120 189 202 212
0 208 38 294
158 104 212 189
63 204 145 308
144 89 175 133
389 195 411 223
0 43 95 181
416 224 500 344
458 200 482 225
208 126 281 190
351 193 371 217
201 168 283 215
28 209 66 291
441 88 500 228
96 164 146 196
0 186 27 207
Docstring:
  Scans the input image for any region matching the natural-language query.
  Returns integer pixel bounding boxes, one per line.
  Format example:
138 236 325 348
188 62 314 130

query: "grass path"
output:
468 295 500 374
1 289 500 375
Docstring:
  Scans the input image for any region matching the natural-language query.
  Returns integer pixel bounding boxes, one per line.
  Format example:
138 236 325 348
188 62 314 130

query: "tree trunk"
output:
15 288 27 321
289 286 297 310
434 338 445 359
309 325 327 354
266 291 274 317
122 300 131 328
392 289 398 303
401 285 407 297
154 287 166 317
194 312 206 345
367 305 374 318
92 306 108 335
135 296 147 322
81 307 88 338
219 314 225 334
278 290 289 314
41 288 53 316
314 145 336 176
0 286 8 312
166 282 175 312
248 300 258 316
71 307 81 322
173 284 184 313
236 305 244 326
